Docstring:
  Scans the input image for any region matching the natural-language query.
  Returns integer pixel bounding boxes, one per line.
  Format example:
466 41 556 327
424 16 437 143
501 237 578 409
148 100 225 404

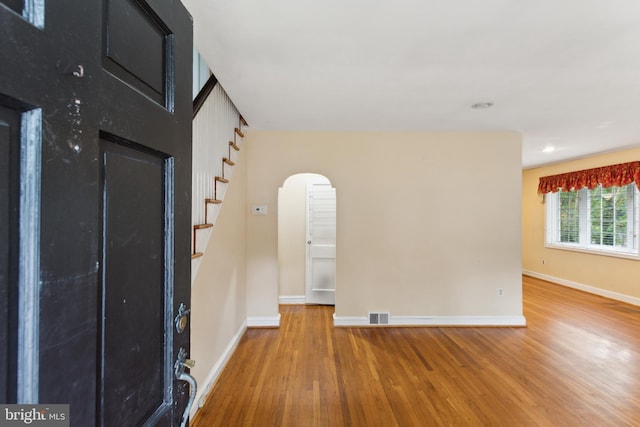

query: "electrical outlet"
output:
498 288 504 297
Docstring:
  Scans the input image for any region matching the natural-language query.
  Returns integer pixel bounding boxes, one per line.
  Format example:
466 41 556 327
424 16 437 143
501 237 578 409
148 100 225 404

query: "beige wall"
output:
523 147 640 300
246 131 523 320
190 146 247 393
278 173 331 298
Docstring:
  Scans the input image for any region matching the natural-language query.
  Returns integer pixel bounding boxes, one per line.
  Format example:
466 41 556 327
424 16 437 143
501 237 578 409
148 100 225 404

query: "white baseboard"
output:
190 319 248 419
279 295 305 305
333 313 526 327
247 313 281 328
332 315 369 326
522 270 640 307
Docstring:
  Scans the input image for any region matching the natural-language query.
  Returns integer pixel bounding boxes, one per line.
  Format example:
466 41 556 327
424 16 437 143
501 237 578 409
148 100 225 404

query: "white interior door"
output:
306 183 336 305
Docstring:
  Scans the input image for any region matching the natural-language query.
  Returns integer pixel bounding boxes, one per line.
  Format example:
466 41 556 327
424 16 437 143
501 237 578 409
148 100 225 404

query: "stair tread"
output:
192 252 203 259
206 198 222 204
229 141 240 151
234 127 245 138
193 223 214 230
223 157 235 166
215 176 229 183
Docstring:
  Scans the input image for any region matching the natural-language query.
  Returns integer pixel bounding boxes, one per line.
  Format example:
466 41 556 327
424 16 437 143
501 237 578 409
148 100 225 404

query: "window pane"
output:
559 191 579 243
590 184 630 248
614 186 628 247
192 48 212 99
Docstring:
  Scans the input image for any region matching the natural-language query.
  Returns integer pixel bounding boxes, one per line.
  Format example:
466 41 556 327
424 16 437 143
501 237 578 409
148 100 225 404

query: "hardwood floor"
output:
191 276 640 426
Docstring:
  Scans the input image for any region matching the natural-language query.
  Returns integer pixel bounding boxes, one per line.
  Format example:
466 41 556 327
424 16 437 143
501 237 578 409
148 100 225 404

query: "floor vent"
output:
369 312 390 325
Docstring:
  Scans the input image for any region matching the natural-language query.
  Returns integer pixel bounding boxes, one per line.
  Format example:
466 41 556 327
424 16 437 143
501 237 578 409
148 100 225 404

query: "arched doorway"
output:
278 173 336 305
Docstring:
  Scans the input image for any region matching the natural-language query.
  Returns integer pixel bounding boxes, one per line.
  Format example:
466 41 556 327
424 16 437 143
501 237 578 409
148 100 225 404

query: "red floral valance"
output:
538 161 640 194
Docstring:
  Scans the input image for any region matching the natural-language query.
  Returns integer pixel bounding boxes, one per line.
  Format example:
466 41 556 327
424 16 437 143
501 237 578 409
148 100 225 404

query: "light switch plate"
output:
252 205 268 215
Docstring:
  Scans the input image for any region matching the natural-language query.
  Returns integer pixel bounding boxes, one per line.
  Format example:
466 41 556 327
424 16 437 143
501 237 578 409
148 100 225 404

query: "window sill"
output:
545 243 640 261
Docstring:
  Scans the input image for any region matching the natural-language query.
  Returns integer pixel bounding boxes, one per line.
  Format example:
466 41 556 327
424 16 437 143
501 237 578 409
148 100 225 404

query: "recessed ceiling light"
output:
471 102 493 110
542 146 556 153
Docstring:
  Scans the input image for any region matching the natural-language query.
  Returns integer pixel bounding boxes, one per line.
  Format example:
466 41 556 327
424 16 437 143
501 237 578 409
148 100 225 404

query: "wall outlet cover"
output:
252 205 268 215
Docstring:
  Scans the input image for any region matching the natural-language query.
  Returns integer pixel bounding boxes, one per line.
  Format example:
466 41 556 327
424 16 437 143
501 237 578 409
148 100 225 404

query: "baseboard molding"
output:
247 313 281 328
333 314 526 327
279 295 305 305
522 270 640 307
190 319 248 419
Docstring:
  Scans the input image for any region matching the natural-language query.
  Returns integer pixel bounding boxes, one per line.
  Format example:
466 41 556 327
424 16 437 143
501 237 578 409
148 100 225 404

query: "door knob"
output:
175 348 197 427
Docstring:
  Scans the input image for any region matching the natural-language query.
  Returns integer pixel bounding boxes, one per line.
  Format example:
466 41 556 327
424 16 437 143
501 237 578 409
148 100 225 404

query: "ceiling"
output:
181 0 640 169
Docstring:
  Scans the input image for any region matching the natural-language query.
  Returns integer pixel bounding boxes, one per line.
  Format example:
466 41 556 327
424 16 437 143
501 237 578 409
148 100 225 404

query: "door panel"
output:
0 104 19 404
0 0 22 15
311 257 336 291
100 137 169 426
0 108 9 404
0 1 193 425
103 0 169 106
306 183 336 305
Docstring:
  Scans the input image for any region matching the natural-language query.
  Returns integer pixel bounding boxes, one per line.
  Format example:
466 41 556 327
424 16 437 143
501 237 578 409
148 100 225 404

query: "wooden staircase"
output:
192 121 246 260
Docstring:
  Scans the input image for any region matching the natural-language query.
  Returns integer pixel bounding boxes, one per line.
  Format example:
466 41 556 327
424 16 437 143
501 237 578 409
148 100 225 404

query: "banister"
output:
193 73 218 118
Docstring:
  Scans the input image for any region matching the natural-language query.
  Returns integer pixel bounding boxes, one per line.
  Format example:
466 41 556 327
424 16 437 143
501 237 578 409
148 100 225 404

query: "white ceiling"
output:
182 0 640 169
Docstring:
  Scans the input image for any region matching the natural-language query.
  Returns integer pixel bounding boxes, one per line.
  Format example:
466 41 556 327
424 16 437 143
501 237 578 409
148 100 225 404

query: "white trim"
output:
523 270 640 307
332 315 369 326
190 319 248 420
544 186 640 261
247 314 281 328
333 313 526 327
18 108 42 403
279 295 306 305
544 242 640 261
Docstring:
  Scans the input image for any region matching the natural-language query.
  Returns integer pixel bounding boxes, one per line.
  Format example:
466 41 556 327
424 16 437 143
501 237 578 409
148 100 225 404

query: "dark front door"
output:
0 1 193 426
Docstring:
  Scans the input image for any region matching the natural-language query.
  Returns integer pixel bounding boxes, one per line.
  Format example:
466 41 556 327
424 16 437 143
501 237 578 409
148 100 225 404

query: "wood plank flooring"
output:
191 276 640 426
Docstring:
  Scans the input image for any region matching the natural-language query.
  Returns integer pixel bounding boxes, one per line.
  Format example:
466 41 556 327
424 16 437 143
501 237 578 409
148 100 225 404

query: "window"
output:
546 183 640 258
192 48 212 100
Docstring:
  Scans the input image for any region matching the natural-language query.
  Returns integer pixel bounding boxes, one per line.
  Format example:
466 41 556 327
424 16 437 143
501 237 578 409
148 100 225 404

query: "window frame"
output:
544 183 640 260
